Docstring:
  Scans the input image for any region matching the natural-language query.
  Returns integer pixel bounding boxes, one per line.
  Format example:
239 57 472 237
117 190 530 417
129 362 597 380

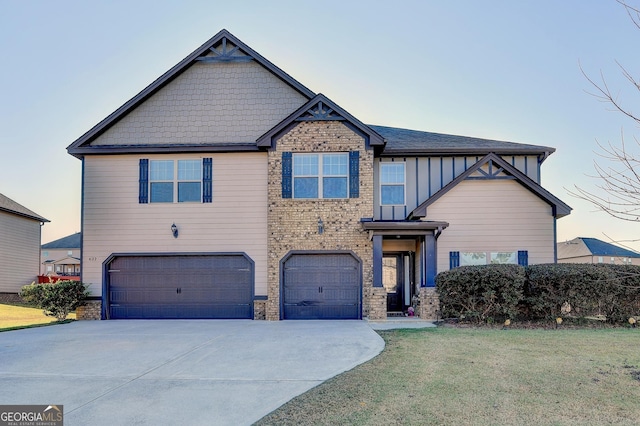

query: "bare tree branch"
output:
572 1 640 222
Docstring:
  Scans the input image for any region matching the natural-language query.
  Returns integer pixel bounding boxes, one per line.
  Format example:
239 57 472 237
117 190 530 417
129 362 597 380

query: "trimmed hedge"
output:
20 280 89 321
436 263 640 324
436 264 525 323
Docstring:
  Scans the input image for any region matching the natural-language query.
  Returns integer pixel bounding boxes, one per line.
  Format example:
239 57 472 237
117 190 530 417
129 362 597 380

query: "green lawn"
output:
256 327 640 426
0 303 75 331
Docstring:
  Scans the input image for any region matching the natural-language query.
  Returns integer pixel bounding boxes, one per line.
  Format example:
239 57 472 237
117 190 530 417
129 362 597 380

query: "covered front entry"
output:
104 253 254 319
364 220 448 318
281 251 362 320
383 251 415 315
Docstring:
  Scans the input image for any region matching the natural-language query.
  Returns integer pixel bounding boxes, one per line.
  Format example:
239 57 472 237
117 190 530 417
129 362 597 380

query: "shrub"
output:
436 264 525 323
595 264 640 323
525 263 613 319
20 280 89 321
525 263 640 323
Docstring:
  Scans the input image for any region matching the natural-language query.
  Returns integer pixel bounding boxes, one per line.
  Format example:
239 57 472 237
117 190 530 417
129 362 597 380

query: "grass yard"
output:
0 303 75 331
256 327 640 426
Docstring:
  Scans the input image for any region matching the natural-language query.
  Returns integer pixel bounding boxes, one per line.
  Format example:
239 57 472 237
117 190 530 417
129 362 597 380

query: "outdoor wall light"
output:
318 218 324 234
171 223 179 238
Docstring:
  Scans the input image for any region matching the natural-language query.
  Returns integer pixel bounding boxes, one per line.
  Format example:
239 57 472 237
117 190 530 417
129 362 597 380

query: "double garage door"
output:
282 253 361 320
107 254 253 319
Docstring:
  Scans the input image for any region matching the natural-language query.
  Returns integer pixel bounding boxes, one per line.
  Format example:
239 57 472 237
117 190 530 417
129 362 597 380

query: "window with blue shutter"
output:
449 251 460 269
282 152 292 198
349 151 359 198
140 158 210 203
202 158 212 203
139 159 149 204
518 250 528 266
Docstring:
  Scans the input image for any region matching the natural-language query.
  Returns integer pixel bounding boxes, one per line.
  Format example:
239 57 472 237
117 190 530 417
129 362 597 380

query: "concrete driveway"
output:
0 320 384 425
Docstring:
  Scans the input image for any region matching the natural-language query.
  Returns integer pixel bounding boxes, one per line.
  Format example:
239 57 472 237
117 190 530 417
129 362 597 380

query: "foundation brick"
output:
76 300 101 320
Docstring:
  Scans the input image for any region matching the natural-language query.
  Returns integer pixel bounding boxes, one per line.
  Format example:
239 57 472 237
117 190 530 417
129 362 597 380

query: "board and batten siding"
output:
375 155 541 220
82 153 268 297
423 179 555 273
0 212 42 292
91 60 308 146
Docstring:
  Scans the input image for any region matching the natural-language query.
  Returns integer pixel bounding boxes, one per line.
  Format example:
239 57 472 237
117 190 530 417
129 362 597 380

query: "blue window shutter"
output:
202 158 212 203
518 250 529 266
349 151 359 198
449 251 460 269
282 152 292 198
139 159 149 204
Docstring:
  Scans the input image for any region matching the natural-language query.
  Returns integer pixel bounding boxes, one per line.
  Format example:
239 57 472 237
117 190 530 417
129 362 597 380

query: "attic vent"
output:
196 37 253 63
295 101 346 121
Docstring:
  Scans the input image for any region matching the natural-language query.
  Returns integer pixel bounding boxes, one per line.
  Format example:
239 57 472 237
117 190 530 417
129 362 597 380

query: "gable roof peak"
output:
257 93 385 148
67 29 316 157
410 152 571 219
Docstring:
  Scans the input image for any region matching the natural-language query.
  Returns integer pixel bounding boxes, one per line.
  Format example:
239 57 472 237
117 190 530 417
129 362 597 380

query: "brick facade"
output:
76 300 101 320
418 287 440 320
253 299 267 320
266 121 374 321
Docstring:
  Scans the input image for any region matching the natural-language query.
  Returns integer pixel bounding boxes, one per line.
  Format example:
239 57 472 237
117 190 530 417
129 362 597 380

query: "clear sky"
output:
2 0 640 249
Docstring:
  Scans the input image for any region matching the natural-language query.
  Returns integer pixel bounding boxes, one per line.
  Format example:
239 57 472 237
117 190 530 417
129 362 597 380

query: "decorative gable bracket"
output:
466 160 514 180
256 93 385 149
295 101 345 121
196 37 253 63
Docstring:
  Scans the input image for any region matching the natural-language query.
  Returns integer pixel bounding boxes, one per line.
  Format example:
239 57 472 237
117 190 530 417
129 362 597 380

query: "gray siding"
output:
92 61 308 146
0 212 42 292
375 155 541 220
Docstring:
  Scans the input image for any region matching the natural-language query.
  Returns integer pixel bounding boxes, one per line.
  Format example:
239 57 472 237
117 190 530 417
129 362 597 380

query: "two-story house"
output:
67 30 571 320
0 193 49 298
41 232 81 277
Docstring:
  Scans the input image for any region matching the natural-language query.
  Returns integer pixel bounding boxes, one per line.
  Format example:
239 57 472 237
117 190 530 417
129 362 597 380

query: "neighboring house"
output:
0 193 49 295
557 237 640 265
41 232 81 276
66 29 571 320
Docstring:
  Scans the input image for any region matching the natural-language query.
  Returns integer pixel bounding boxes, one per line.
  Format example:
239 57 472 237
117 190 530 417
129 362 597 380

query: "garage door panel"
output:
108 254 253 319
283 253 361 320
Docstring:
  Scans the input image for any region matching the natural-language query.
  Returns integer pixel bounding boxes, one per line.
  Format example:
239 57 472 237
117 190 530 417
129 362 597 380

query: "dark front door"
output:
383 254 403 313
282 253 361 319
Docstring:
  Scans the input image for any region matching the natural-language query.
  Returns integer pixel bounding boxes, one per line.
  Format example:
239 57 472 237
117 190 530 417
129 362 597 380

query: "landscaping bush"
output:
525 263 614 320
595 264 640 323
20 280 89 321
438 263 640 325
436 264 525 323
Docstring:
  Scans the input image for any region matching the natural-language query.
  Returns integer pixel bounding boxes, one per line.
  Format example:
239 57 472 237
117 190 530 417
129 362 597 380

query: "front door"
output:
383 252 415 315
383 254 403 313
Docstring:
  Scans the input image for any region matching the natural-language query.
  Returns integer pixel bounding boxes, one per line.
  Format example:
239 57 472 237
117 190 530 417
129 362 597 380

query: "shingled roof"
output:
41 232 81 249
371 125 555 157
0 193 49 222
558 237 640 259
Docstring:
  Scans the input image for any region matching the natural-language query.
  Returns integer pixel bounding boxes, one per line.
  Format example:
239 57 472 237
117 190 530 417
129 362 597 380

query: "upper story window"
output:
139 158 212 204
150 160 201 203
380 162 405 205
293 153 349 199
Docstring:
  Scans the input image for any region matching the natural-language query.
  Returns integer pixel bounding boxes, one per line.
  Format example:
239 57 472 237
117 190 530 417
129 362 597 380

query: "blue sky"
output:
2 0 640 249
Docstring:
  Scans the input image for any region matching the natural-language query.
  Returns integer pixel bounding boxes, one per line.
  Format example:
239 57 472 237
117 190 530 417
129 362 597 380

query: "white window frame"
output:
292 153 349 199
380 162 406 206
149 159 202 203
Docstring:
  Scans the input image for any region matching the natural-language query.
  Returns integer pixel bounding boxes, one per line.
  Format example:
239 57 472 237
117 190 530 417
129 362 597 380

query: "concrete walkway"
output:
0 320 384 426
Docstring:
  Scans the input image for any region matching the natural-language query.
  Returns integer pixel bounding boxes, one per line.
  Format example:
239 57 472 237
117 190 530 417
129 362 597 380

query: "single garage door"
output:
283 253 361 319
107 254 253 319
